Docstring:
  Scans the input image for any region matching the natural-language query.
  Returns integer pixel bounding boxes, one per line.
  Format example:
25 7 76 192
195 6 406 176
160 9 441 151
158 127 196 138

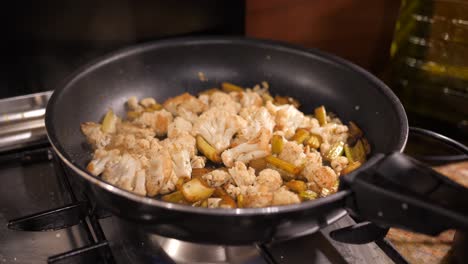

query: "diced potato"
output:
265 155 302 175
176 176 190 191
274 95 301 108
162 191 185 203
314 106 327 126
325 141 345 161
214 188 237 208
191 168 213 178
237 194 244 208
291 128 310 144
199 88 221 96
299 190 318 201
101 109 119 133
249 158 267 174
221 82 244 93
285 180 307 193
144 103 163 112
348 121 363 139
344 144 354 162
196 135 221 163
271 135 284 154
361 137 371 155
352 139 367 163
126 111 141 120
181 178 215 203
305 134 322 149
342 161 362 175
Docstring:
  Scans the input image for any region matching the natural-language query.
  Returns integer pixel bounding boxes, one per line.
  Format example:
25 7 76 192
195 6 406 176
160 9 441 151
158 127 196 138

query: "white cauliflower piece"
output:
239 90 263 108
301 116 320 129
160 170 178 195
81 122 112 149
236 106 275 143
256 169 282 192
202 170 231 187
304 146 323 165
108 134 161 160
116 122 156 138
243 191 273 208
278 140 307 167
198 94 210 105
272 186 300 206
86 148 121 176
168 116 192 138
190 155 206 169
207 198 223 208
222 128 271 167
311 123 349 154
208 92 241 114
163 92 207 123
275 105 307 139
162 134 197 158
101 153 142 193
133 169 147 196
301 164 337 190
170 147 192 178
228 161 256 187
132 109 173 136
146 149 173 196
192 108 245 153
331 156 349 175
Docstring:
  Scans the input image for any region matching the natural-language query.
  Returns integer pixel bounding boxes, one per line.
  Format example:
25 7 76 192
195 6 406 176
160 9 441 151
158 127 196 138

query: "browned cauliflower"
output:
81 122 112 149
163 92 207 123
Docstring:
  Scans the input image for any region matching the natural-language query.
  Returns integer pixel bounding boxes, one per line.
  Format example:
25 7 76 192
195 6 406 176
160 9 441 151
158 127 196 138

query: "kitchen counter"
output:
386 161 468 264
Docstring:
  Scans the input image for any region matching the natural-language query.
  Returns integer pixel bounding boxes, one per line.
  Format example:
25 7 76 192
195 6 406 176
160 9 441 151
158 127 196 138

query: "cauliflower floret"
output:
117 122 156 138
202 170 231 187
81 122 112 149
301 116 320 129
278 141 307 167
275 105 307 139
208 92 241 114
146 149 173 196
301 164 337 190
132 109 173 136
108 134 161 159
207 198 223 208
170 147 192 178
168 117 193 138
243 191 273 208
272 186 300 206
160 170 178 195
256 169 282 192
304 146 323 165
331 156 349 175
236 106 275 143
190 155 206 169
198 94 210 105
192 108 245 153
311 123 349 154
222 128 271 167
101 153 143 193
86 148 121 176
133 169 147 196
163 93 207 123
228 161 256 187
127 96 143 111
239 90 263 108
162 134 197 158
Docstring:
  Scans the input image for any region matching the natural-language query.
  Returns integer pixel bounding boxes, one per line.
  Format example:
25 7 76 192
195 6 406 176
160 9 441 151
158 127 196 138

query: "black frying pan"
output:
45 37 468 245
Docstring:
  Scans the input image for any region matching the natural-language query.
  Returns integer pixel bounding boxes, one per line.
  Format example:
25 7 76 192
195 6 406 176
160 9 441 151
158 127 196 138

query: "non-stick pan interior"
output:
46 37 408 181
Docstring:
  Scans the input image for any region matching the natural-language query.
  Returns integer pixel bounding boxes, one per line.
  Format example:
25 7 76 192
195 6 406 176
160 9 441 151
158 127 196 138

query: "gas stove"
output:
0 92 407 264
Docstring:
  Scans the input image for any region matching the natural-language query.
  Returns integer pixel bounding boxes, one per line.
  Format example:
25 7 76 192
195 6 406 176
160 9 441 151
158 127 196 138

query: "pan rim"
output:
45 36 408 216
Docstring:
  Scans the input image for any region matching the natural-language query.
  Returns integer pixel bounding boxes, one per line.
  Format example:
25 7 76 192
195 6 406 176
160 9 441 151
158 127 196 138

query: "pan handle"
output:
342 129 468 236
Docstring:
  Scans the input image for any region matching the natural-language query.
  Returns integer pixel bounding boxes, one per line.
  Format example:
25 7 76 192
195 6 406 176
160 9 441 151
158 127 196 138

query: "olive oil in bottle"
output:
389 0 468 138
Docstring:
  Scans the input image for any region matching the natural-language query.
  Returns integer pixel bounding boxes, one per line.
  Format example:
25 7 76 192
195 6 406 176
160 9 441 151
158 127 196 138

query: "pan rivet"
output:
377 211 383 217
401 203 408 210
